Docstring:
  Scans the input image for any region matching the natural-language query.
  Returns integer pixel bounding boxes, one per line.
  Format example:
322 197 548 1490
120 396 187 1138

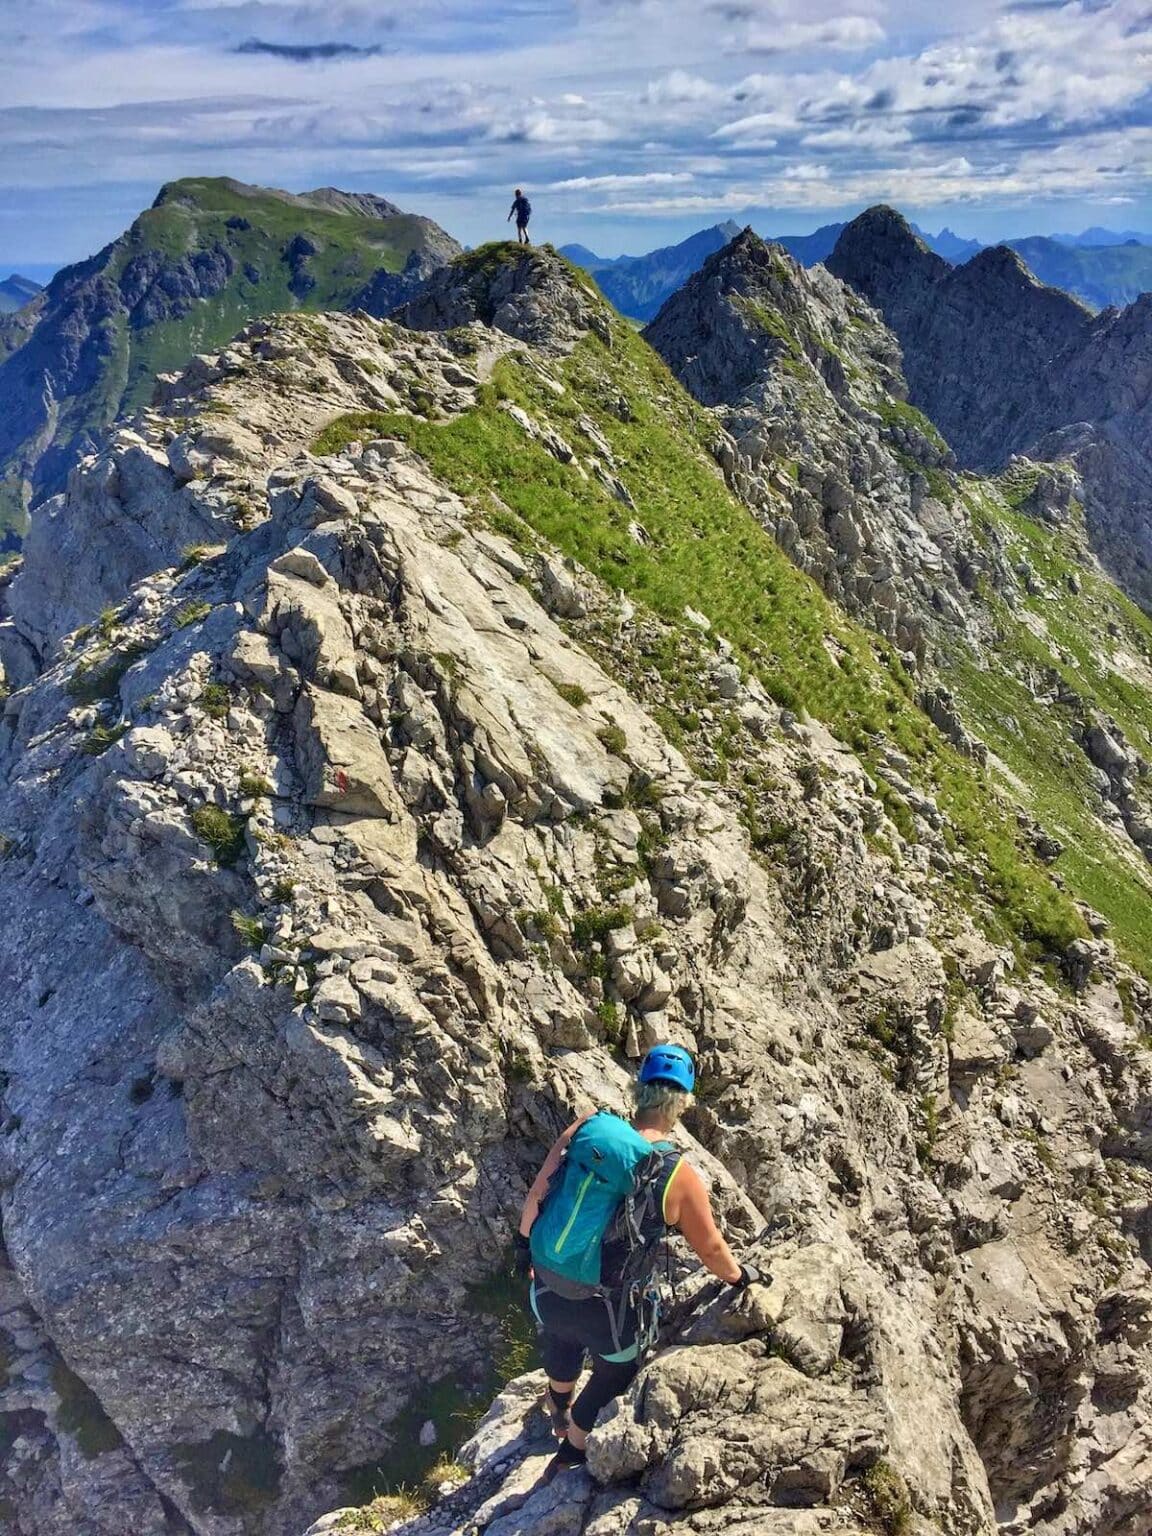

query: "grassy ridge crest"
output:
315 321 1094 966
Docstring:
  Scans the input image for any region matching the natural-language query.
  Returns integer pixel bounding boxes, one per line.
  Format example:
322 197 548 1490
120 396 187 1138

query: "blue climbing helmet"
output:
638 1043 695 1093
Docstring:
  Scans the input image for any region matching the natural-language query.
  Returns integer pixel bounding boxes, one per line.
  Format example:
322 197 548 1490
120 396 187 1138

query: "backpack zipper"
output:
554 1170 595 1255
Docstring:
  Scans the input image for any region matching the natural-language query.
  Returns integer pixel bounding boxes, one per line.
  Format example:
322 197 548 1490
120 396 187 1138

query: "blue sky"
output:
1 0 1150 271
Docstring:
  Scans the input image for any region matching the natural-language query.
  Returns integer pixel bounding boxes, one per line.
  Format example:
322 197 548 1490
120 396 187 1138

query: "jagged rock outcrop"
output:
392 245 612 353
0 251 1150 1536
644 229 981 661
0 314 486 665
828 207 1152 611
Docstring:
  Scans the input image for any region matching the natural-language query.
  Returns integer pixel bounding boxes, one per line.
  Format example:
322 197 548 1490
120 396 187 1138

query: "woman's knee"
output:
539 1330 583 1384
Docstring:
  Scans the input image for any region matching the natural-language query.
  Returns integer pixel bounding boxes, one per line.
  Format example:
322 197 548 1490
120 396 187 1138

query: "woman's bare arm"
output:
518 1116 589 1237
664 1161 742 1283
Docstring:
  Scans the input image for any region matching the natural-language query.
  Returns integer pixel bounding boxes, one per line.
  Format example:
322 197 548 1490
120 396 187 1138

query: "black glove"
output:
513 1232 532 1276
731 1263 763 1289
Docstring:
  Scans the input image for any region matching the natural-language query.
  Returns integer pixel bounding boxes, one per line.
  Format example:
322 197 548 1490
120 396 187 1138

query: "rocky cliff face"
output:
644 229 1152 982
0 247 1150 1536
827 207 1152 611
644 228 978 661
0 178 460 547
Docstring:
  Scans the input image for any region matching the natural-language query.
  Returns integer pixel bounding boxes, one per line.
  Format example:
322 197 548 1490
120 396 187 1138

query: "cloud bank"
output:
0 0 1148 260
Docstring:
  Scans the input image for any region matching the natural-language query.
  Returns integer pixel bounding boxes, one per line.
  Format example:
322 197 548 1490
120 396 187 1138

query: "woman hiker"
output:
515 1044 760 1478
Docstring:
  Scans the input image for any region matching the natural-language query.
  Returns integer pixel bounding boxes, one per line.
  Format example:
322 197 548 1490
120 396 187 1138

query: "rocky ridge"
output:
0 248 1149 1536
643 230 1152 941
827 207 1152 612
643 228 980 663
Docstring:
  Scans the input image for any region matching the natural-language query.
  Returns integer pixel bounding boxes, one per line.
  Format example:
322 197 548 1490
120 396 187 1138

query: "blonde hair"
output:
633 1079 692 1126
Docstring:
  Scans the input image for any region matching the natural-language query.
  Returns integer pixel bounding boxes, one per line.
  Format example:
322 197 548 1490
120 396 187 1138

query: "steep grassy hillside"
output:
315 262 1099 971
949 469 1152 959
0 177 459 543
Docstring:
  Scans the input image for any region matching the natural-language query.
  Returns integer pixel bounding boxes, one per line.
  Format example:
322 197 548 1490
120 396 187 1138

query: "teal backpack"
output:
530 1111 676 1295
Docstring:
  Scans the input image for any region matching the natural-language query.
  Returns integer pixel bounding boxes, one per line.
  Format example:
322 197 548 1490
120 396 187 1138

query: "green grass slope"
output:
948 468 1152 961
111 179 449 415
316 289 1096 971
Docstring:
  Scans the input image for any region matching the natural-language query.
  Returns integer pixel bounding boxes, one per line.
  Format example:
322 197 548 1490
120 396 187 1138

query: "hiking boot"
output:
542 1387 570 1440
542 1440 587 1482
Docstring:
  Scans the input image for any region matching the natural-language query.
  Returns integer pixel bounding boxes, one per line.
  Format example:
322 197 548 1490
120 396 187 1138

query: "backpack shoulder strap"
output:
658 1149 686 1224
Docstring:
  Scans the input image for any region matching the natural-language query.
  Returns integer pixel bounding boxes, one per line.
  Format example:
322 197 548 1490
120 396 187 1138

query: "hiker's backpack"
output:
530 1111 678 1296
519 197 532 219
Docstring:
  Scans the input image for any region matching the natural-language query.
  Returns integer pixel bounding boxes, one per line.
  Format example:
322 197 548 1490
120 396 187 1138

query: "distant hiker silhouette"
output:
508 189 532 244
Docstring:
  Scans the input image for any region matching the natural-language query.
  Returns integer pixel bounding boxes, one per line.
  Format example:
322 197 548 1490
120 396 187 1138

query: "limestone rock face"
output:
828 207 1152 611
0 311 491 667
644 230 978 663
0 275 1149 1536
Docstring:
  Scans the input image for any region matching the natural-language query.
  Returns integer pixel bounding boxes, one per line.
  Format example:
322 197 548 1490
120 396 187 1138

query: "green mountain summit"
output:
0 177 460 548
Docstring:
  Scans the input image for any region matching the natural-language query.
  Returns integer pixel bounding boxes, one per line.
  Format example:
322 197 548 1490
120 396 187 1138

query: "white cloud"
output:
644 71 723 105
742 15 885 53
782 161 831 180
802 120 911 149
549 172 695 190
0 0 1149 260
711 111 789 144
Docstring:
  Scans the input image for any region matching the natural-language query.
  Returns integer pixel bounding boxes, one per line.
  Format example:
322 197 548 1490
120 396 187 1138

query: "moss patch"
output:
190 805 247 867
51 1361 124 1458
172 1428 282 1516
66 642 150 705
861 1460 913 1536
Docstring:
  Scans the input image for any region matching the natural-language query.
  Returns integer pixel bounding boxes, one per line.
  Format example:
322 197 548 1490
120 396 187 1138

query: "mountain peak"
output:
956 244 1094 322
151 178 410 223
0 178 461 537
642 218 899 411
0 273 43 315
829 205 945 272
391 241 612 352
826 206 950 321
297 187 406 220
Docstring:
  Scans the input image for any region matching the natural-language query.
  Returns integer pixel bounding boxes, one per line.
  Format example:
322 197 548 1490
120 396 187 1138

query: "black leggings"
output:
531 1284 640 1433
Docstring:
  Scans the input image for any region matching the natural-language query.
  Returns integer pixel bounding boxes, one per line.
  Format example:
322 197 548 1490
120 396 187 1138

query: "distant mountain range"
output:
1001 237 1152 311
563 221 1152 321
1052 226 1152 247
0 177 460 544
0 274 42 314
560 221 743 321
828 205 1152 609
